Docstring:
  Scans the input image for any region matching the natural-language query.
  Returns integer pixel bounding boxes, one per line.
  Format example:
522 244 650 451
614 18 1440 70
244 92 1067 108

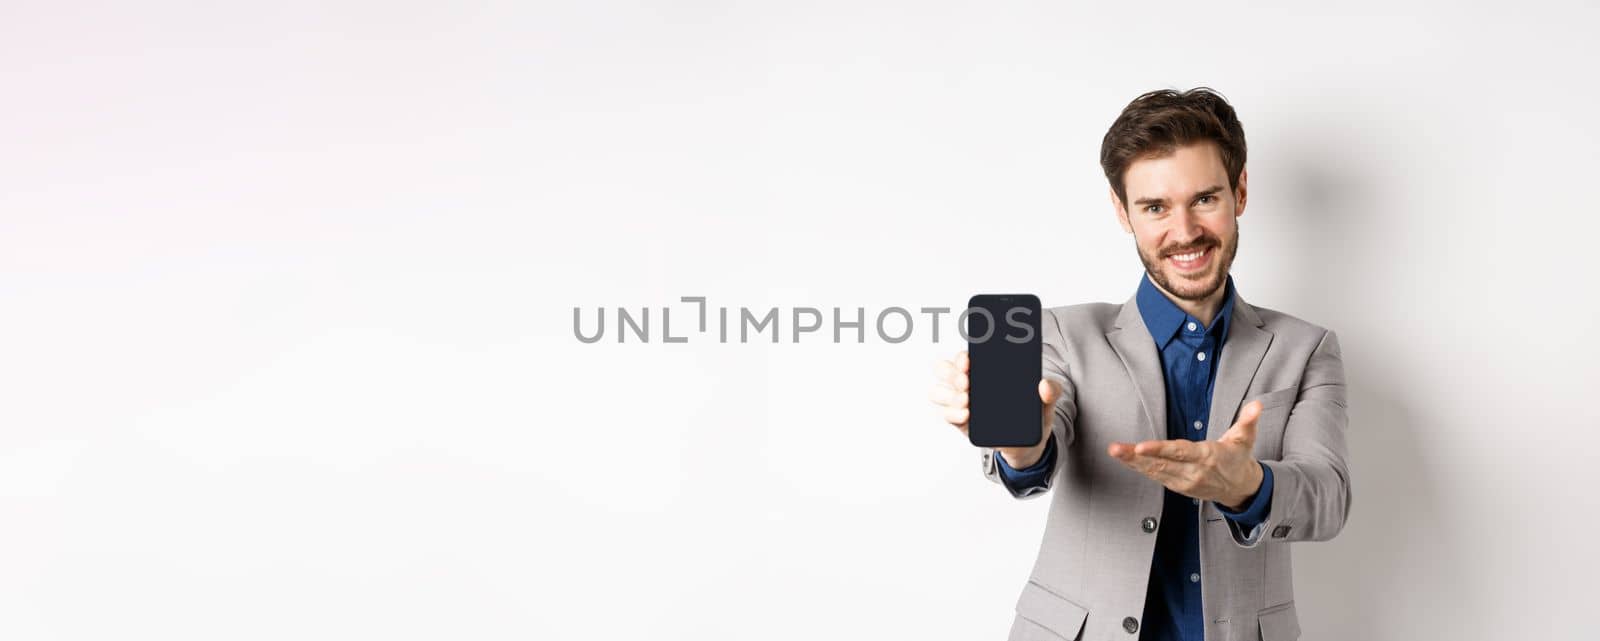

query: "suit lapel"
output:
1206 296 1274 442
1107 295 1166 442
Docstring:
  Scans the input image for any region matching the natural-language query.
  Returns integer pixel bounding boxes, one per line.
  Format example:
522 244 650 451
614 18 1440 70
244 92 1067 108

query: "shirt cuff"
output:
995 436 1056 491
1215 461 1274 529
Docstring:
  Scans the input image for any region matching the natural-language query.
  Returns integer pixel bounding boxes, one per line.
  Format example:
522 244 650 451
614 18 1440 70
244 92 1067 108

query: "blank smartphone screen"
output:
966 294 1043 448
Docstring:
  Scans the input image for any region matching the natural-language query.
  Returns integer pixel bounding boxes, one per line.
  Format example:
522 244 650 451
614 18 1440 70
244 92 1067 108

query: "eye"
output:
1196 195 1215 205
1144 204 1164 214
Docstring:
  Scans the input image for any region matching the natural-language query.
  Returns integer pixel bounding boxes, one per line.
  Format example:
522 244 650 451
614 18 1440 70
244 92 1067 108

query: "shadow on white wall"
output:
1272 123 1489 639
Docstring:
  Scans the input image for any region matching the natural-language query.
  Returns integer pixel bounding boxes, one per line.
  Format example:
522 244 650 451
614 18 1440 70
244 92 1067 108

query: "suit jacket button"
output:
1122 616 1139 633
1141 517 1158 533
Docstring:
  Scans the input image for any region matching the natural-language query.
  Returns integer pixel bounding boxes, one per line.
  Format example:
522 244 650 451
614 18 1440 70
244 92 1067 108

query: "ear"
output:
1110 186 1132 233
1234 167 1249 219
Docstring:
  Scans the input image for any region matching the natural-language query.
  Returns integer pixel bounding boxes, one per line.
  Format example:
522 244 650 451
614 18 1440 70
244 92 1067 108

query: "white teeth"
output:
1172 249 1205 262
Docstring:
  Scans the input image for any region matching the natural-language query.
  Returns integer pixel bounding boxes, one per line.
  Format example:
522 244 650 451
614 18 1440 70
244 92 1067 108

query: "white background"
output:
3 1 1597 639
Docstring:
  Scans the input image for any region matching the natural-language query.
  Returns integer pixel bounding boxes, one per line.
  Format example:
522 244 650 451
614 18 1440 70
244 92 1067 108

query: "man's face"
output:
1113 141 1247 303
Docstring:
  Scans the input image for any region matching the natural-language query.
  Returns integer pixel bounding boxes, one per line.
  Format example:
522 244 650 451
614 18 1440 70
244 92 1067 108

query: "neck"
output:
1149 273 1230 327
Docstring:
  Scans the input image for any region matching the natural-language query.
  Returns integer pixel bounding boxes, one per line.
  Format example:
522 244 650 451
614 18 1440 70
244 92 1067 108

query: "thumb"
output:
1222 400 1263 446
1039 379 1062 436
1039 378 1062 407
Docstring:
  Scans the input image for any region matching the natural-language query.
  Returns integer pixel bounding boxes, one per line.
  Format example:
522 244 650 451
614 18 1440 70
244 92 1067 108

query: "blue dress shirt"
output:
996 274 1274 641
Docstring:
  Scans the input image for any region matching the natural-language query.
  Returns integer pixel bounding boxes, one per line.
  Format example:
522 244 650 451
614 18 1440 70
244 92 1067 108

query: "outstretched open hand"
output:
1107 400 1266 510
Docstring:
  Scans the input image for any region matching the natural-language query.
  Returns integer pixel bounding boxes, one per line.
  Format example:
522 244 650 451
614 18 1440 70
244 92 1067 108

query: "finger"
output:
1038 378 1061 406
1112 446 1187 480
1126 454 1192 485
1222 400 1264 446
1134 439 1200 462
1121 453 1170 479
943 406 969 429
1110 451 1145 475
955 350 969 374
928 384 967 409
935 358 965 390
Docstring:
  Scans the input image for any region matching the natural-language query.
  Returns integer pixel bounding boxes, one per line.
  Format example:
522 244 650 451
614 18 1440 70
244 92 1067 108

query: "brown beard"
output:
1137 223 1239 302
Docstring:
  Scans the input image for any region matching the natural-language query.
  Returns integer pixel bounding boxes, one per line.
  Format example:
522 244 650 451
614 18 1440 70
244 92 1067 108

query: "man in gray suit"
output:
929 88 1350 641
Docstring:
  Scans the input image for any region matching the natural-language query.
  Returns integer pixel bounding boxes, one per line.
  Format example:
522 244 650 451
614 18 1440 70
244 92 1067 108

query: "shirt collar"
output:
1135 272 1237 348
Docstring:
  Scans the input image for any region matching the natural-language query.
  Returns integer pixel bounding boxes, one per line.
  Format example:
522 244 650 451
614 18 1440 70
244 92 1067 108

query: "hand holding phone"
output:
932 353 1062 468
928 294 1061 467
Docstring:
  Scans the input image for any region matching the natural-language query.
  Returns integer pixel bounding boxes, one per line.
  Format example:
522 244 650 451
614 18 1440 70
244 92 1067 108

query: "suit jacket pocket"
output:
1257 600 1300 640
1014 580 1087 641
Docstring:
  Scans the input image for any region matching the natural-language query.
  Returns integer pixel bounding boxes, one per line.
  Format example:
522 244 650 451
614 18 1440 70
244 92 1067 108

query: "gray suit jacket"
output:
979 292 1351 641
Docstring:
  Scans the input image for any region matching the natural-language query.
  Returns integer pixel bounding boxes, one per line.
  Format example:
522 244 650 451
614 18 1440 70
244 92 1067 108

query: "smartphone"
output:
965 294 1043 448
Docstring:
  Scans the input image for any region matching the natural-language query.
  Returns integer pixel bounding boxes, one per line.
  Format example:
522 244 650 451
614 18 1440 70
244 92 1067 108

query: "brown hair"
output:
1099 87 1246 206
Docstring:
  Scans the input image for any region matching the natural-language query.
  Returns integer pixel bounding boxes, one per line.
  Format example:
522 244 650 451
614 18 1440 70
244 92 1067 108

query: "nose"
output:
1167 205 1204 246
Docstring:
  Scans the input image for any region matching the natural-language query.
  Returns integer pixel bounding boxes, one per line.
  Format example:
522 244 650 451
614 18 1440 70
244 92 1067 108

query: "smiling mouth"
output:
1165 245 1213 273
